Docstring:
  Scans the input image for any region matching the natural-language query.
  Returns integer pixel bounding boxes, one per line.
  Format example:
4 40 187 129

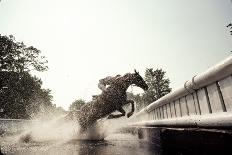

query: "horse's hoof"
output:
127 113 133 118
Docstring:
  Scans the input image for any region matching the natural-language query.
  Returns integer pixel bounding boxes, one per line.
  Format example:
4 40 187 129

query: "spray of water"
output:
0 110 135 155
9 112 131 144
17 115 78 142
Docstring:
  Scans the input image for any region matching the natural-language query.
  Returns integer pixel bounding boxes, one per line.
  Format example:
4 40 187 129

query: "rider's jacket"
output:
98 75 121 91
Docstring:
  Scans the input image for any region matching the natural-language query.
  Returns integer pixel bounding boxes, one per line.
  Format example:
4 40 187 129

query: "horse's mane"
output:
102 73 133 93
117 73 133 82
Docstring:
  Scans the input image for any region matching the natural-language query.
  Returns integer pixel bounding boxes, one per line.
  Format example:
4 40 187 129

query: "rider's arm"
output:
98 76 117 91
98 80 107 91
98 76 111 91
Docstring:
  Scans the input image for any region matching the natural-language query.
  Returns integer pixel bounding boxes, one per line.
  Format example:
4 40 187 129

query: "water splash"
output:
0 113 135 155
9 113 131 143
18 115 79 142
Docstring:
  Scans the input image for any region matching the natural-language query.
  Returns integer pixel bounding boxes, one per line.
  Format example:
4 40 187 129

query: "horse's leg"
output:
107 107 126 119
126 99 135 118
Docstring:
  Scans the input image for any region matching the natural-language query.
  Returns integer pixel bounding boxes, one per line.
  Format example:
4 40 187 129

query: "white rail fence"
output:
130 56 232 129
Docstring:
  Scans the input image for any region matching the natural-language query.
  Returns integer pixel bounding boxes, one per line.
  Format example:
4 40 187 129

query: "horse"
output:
68 70 148 131
18 70 148 143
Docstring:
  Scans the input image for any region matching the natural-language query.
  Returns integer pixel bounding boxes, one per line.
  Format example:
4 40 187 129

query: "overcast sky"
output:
1 0 232 110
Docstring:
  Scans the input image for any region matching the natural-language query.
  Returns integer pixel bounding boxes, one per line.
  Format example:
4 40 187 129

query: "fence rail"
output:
130 56 232 129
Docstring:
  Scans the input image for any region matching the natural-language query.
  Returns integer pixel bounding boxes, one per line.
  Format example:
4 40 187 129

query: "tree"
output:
127 92 144 112
52 106 66 116
0 71 53 119
0 34 52 119
69 99 86 111
0 34 48 73
142 68 171 106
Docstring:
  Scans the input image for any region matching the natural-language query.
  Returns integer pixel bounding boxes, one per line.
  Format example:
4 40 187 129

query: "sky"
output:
0 0 232 110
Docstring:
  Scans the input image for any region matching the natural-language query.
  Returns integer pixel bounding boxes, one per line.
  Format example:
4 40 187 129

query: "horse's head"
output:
131 69 148 91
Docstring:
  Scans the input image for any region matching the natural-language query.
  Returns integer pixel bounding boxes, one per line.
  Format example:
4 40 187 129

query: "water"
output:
0 116 161 155
1 117 222 155
1 133 160 155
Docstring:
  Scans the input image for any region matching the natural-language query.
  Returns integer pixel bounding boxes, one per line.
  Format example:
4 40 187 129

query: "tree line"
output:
0 34 63 119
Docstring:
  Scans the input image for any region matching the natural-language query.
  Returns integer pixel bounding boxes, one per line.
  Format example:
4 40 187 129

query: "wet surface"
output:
0 133 161 155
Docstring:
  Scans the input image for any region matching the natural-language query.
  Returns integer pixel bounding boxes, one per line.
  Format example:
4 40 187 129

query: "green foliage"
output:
142 68 171 106
0 71 53 119
0 34 48 73
69 99 86 111
0 34 52 119
51 106 66 116
126 68 171 111
127 92 144 111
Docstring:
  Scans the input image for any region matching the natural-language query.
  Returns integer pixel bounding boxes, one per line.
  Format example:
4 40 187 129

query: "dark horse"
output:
19 70 148 143
68 70 148 130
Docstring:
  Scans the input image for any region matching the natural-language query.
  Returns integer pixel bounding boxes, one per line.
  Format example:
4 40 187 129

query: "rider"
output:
92 74 121 100
98 74 121 91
